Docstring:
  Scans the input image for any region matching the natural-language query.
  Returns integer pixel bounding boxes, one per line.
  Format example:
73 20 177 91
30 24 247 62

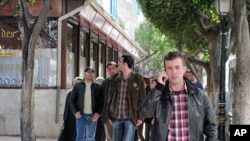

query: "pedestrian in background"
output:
136 77 152 141
150 79 158 89
95 76 105 85
107 55 146 141
184 70 204 90
60 77 83 141
95 76 105 141
69 67 102 141
100 61 118 141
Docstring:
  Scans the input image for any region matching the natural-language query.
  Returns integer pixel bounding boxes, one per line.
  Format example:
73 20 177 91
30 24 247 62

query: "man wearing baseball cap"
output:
69 66 102 141
84 67 95 73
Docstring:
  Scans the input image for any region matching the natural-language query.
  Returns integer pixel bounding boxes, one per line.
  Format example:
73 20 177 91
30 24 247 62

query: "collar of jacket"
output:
114 72 135 81
80 78 95 85
163 77 199 98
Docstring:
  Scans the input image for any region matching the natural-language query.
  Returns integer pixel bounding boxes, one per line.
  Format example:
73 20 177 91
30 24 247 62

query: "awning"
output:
77 0 146 60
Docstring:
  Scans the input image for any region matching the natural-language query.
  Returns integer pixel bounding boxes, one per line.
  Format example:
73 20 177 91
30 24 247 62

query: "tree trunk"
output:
19 0 52 140
195 17 222 108
20 33 36 141
233 0 250 124
206 34 221 108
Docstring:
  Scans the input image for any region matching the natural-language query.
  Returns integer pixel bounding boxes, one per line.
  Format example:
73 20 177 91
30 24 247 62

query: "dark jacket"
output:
107 72 146 125
69 79 102 115
62 90 76 141
63 89 74 120
140 78 217 141
100 77 111 123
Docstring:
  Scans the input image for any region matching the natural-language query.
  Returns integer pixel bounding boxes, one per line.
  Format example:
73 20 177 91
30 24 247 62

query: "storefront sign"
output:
0 26 22 49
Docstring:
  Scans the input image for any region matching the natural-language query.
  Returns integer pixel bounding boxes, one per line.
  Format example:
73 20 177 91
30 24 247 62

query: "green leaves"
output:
28 0 36 5
137 0 216 57
12 0 37 16
135 21 176 72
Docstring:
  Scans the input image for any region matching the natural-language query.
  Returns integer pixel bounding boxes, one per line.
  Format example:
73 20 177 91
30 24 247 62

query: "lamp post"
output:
215 0 232 141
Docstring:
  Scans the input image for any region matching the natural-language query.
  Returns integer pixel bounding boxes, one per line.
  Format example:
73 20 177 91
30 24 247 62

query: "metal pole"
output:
218 16 227 141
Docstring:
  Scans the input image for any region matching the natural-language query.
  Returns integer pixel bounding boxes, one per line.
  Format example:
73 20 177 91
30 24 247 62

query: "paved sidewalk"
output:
0 136 56 141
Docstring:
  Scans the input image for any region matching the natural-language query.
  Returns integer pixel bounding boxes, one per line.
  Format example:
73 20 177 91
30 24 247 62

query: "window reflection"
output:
0 18 58 87
0 50 22 87
66 23 75 88
79 28 86 77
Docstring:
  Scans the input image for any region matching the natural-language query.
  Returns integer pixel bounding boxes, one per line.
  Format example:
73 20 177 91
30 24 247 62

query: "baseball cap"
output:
84 67 95 72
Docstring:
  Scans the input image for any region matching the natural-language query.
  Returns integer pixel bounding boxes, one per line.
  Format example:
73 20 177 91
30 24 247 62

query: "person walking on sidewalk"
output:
69 67 102 141
61 77 83 141
100 61 118 141
107 55 146 141
140 51 217 141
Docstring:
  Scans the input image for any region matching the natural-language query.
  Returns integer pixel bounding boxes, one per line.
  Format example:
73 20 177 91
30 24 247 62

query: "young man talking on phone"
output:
140 52 217 141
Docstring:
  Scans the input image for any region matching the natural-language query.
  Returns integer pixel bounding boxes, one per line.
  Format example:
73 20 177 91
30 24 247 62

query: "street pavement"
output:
0 136 56 141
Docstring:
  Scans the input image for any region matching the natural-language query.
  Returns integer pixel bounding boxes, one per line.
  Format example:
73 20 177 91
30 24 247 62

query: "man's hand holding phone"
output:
157 70 168 85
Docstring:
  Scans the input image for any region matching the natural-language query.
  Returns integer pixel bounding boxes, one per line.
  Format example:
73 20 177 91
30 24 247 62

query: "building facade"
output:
0 0 145 138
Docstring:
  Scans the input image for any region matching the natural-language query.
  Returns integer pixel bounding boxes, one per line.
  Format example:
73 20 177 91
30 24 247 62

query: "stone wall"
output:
0 89 68 138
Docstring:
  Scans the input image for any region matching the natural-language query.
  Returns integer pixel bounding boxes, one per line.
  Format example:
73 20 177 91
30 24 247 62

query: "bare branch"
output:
199 13 215 30
196 14 219 37
20 0 32 30
30 0 52 48
186 56 209 72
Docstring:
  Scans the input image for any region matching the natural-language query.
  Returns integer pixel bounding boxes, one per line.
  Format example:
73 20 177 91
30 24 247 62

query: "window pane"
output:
0 49 22 87
106 46 109 65
0 18 58 87
90 42 95 68
79 29 86 77
36 48 57 87
98 43 103 77
66 24 75 88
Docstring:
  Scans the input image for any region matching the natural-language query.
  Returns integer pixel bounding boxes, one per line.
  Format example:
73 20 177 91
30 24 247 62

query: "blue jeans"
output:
112 118 136 141
75 113 97 141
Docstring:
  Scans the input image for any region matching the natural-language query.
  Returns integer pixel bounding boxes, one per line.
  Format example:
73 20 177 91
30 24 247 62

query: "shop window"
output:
79 28 86 77
0 17 58 87
66 23 75 88
98 43 104 78
106 46 113 63
90 42 95 69
36 48 57 87
113 48 118 62
106 46 109 65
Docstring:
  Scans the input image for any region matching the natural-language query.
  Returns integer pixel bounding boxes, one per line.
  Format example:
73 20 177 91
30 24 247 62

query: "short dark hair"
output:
121 55 134 69
106 61 118 68
164 51 185 67
143 77 151 88
186 70 193 74
152 79 158 83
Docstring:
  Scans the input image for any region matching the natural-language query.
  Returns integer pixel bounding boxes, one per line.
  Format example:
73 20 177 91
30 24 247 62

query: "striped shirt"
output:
114 77 129 119
167 84 189 141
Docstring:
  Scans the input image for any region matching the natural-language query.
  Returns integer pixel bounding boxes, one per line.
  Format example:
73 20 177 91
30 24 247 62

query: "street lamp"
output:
215 0 232 141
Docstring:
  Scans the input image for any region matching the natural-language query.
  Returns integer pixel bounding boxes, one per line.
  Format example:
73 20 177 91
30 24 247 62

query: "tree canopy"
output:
137 0 217 53
135 20 176 76
136 0 225 107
